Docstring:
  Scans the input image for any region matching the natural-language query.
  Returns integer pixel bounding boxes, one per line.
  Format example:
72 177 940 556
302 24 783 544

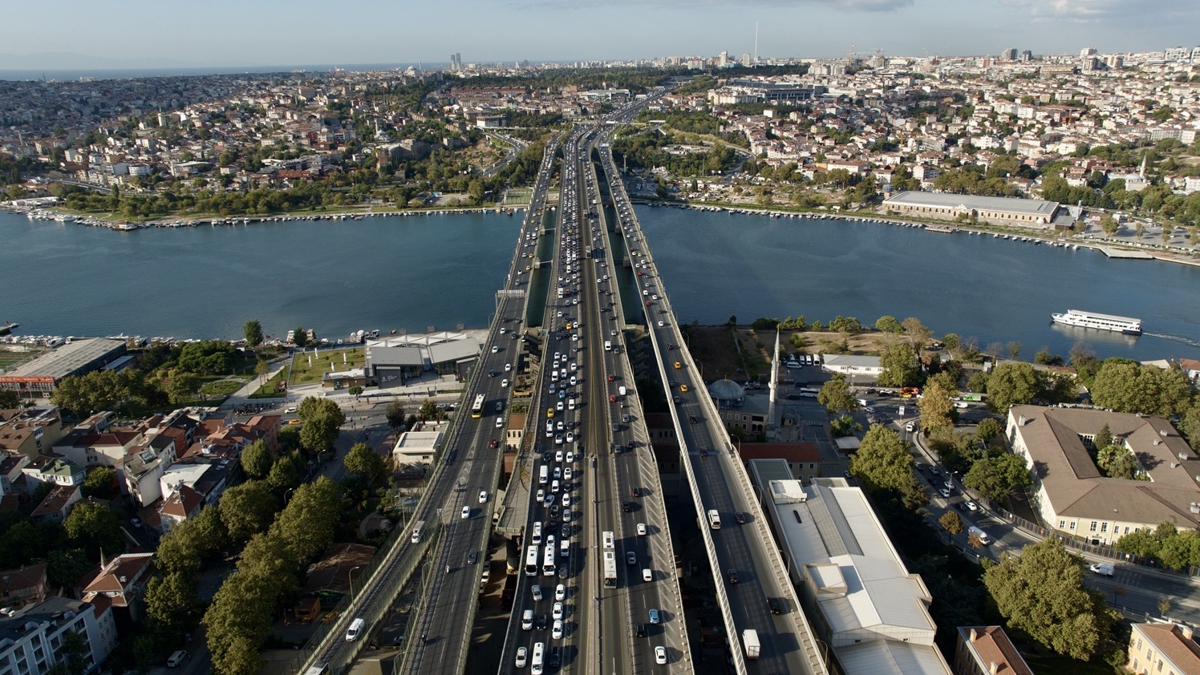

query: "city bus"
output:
471 394 486 418
542 545 557 577
525 545 540 577
602 530 614 551
602 551 617 588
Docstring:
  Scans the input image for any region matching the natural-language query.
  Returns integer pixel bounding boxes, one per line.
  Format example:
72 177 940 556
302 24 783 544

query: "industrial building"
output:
751 465 951 675
0 339 127 399
882 191 1060 228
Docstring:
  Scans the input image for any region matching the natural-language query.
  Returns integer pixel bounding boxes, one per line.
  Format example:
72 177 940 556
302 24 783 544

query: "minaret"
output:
768 327 780 432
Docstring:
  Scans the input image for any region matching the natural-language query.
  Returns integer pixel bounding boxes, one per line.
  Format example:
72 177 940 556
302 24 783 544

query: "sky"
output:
1 0 1198 70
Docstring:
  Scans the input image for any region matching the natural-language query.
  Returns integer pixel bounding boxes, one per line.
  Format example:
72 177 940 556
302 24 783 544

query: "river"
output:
2 207 1198 361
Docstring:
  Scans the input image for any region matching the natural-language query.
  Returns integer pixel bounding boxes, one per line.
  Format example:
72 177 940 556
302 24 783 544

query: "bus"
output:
542 545 557 577
602 531 614 551
471 394 486 418
707 509 722 529
525 545 540 577
531 642 545 675
602 551 617 588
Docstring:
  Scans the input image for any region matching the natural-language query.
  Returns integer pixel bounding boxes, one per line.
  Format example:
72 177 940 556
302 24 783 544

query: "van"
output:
345 617 366 642
618 386 627 397
967 526 991 546
522 609 534 630
166 650 188 668
1089 562 1114 576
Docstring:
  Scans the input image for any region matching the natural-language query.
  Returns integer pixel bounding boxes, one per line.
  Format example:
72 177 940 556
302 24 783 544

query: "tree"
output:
81 466 119 500
1100 213 1119 235
299 417 340 455
817 374 857 415
1090 360 1192 416
254 358 270 379
986 362 1041 411
386 401 407 430
267 452 303 492
293 327 308 348
975 418 1003 443
45 629 88 675
64 503 124 559
918 380 955 432
272 478 342 562
419 398 443 421
344 443 387 485
348 386 364 397
940 510 964 534
46 548 94 589
984 538 1113 660
166 372 201 405
850 426 916 493
1007 341 1022 359
875 315 902 333
1097 445 1139 479
240 440 274 480
942 333 962 356
901 316 932 349
243 319 264 348
879 343 922 387
297 396 344 424
218 481 279 544
963 452 1031 503
1093 424 1112 452
146 571 200 638
0 390 19 408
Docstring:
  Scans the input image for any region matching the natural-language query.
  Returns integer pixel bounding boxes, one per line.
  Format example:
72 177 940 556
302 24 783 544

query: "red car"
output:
488 438 499 449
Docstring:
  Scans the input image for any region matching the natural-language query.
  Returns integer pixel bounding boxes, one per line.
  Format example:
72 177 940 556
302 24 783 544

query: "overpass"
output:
593 140 831 675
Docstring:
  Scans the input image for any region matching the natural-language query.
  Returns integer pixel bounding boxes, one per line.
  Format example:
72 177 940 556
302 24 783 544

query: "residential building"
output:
821 354 884 379
158 483 205 532
1127 621 1200 675
0 596 117 675
21 457 85 489
0 407 65 458
30 485 82 523
0 563 49 610
757 476 950 675
1006 405 1200 545
954 626 1034 675
80 553 155 624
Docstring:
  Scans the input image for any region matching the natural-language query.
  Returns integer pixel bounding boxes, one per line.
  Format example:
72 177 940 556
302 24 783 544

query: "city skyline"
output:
1 0 1198 71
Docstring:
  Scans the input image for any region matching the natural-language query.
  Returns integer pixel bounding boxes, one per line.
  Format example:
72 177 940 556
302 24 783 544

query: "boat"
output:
1051 309 1142 335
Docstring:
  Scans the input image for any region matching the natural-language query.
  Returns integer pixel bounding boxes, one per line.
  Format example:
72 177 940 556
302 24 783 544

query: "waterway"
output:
2 207 1199 361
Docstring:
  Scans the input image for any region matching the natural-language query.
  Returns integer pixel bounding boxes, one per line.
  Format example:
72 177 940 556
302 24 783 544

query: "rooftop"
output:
883 191 1059 216
0 339 126 382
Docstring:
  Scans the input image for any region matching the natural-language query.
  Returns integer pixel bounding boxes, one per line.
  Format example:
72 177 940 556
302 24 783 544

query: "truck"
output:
967 526 991 546
1089 562 1115 577
742 629 761 659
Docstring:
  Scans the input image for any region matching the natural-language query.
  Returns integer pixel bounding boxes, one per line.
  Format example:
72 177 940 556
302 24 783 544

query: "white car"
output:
552 619 564 640
460 506 470 519
555 583 566 601
552 602 564 620
565 451 574 463
655 646 667 665
562 493 571 507
636 522 647 536
501 378 509 388
562 509 572 523
642 568 653 582
515 646 528 668
555 450 564 462
479 490 488 503
536 489 545 503
563 467 573 481
504 363 512 372
565 432 575 444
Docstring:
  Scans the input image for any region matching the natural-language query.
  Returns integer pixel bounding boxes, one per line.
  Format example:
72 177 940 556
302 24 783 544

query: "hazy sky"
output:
2 0 1198 69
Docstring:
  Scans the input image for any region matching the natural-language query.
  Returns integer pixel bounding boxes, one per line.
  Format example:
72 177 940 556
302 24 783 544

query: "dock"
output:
1098 246 1154 259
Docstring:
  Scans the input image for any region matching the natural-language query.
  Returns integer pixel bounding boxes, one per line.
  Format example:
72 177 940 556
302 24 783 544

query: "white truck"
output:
742 629 761 659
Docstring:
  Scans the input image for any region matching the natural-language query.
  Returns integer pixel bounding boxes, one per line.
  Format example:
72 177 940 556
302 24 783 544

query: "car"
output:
555 450 564 462
536 488 545 502
553 466 562 480
555 583 566 601
287 419 303 426
966 501 979 512
563 508 572 523
536 613 548 631
688 415 698 424
130 516 143 529
680 384 689 393
489 438 499 449
768 597 784 615
563 468 573 481
531 584 543 601
560 523 570 538
552 601 564 620
166 650 188 668
728 570 740 584
284 406 298 414
622 502 632 513
698 448 708 457
607 374 615 382
642 568 653 582
552 619 564 640
626 550 637 566
495 417 504 428
491 345 499 353
504 363 512 372
467 550 478 565
655 646 667 665
479 490 488 503
954 502 966 512
939 488 951 499
637 522 647 536
461 506 471 519
515 646 528 668
635 623 647 638
565 451 574 463
630 487 640 498
648 608 661 624
735 512 746 525
561 493 571 507
501 378 509 388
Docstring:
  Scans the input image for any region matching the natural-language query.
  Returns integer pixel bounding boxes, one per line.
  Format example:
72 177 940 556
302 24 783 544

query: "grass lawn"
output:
0 352 38 370
200 378 245 398
250 366 291 399
505 188 533 206
289 347 365 385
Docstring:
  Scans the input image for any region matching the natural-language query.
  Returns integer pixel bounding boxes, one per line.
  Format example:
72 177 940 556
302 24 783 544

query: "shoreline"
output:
645 200 1200 270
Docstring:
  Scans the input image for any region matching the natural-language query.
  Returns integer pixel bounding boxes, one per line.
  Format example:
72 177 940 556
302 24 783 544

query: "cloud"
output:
1000 0 1199 22
519 0 914 11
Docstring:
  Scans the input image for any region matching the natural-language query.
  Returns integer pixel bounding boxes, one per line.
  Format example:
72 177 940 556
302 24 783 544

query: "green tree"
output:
218 481 279 544
1090 360 1193 416
254 358 270 379
45 548 95 590
975 418 1003 443
984 538 1114 660
919 380 955 432
1097 445 1139 479
344 443 387 485
940 510 964 534
166 372 201 405
1007 341 1022 359
986 362 1041 411
386 401 407 430
817 374 857 415
267 451 303 492
243 319 264 348
240 440 274 480
64 503 124 559
901 316 933 349
297 396 344 424
0 390 19 408
942 333 962 357
145 570 200 638
1100 214 1119 235
45 630 88 675
1093 424 1112 452
874 315 902 333
293 327 308 348
963 452 1031 502
1158 530 1200 571
299 417 340 455
419 398 443 421
878 343 922 387
850 426 916 493
81 466 119 499
272 477 342 562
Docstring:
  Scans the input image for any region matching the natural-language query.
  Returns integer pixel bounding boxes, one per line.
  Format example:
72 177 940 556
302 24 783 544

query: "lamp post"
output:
347 565 362 597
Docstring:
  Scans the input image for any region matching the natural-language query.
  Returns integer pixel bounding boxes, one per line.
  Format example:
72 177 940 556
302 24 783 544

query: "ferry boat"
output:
1051 309 1142 335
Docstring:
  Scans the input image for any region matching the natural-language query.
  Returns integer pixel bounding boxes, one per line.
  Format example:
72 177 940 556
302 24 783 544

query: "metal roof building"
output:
757 475 951 675
0 339 127 399
883 191 1060 228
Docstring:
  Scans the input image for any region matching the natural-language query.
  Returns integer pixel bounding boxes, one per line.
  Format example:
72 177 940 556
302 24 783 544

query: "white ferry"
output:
1051 309 1142 335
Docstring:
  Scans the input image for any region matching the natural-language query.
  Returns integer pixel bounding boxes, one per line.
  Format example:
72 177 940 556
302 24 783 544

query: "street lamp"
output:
347 565 363 597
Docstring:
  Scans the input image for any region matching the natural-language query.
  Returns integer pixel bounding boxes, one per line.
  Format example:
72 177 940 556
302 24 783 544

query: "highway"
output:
596 142 829 675
297 139 559 675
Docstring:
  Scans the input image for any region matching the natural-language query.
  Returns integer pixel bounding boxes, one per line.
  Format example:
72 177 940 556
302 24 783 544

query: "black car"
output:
768 597 785 615
467 550 478 565
635 623 647 638
630 487 640 498
548 647 561 668
689 416 698 424
622 502 633 513
735 512 746 525
536 613 548 631
728 570 740 585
